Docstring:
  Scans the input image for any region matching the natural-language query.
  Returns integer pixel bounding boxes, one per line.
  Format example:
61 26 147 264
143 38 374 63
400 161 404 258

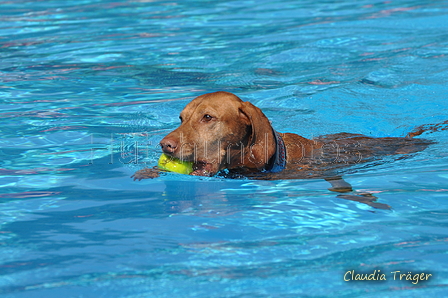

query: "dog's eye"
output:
179 116 183 123
202 114 213 122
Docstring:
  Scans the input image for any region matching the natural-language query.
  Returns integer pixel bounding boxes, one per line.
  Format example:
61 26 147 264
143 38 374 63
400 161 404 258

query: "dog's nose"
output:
160 137 178 154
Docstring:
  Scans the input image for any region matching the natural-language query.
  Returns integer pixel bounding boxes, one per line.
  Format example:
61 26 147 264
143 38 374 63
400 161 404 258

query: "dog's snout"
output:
160 137 178 154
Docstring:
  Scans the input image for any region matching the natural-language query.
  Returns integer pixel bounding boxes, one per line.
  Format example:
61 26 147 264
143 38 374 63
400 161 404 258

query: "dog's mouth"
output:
162 152 219 177
191 160 217 177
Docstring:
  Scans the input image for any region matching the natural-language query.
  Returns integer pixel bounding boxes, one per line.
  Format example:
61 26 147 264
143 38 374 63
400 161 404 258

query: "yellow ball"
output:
157 153 193 175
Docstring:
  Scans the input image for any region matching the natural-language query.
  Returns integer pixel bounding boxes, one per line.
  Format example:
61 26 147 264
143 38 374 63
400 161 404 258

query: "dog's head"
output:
160 91 276 176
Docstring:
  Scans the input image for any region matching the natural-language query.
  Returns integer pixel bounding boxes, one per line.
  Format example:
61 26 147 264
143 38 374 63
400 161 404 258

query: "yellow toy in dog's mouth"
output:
157 153 193 175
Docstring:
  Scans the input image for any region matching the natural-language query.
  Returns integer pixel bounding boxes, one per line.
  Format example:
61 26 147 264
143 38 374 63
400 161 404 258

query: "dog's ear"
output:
239 101 276 169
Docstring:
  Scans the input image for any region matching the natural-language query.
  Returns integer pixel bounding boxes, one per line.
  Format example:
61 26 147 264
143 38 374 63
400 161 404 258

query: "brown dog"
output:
132 91 439 209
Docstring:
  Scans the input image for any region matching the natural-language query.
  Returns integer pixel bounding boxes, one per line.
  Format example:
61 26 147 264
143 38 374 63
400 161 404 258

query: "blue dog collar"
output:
266 130 287 173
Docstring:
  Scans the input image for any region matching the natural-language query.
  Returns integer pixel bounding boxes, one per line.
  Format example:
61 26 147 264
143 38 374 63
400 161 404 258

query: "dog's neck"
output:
265 130 287 173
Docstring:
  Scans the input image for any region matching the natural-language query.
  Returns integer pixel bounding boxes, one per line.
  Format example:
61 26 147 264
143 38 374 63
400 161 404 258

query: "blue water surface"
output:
1 0 448 297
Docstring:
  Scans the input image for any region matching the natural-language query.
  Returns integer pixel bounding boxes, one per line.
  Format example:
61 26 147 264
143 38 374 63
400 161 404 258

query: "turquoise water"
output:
1 0 448 297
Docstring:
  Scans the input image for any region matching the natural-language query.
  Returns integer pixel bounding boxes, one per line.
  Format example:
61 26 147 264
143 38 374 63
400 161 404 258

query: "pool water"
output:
1 0 448 297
